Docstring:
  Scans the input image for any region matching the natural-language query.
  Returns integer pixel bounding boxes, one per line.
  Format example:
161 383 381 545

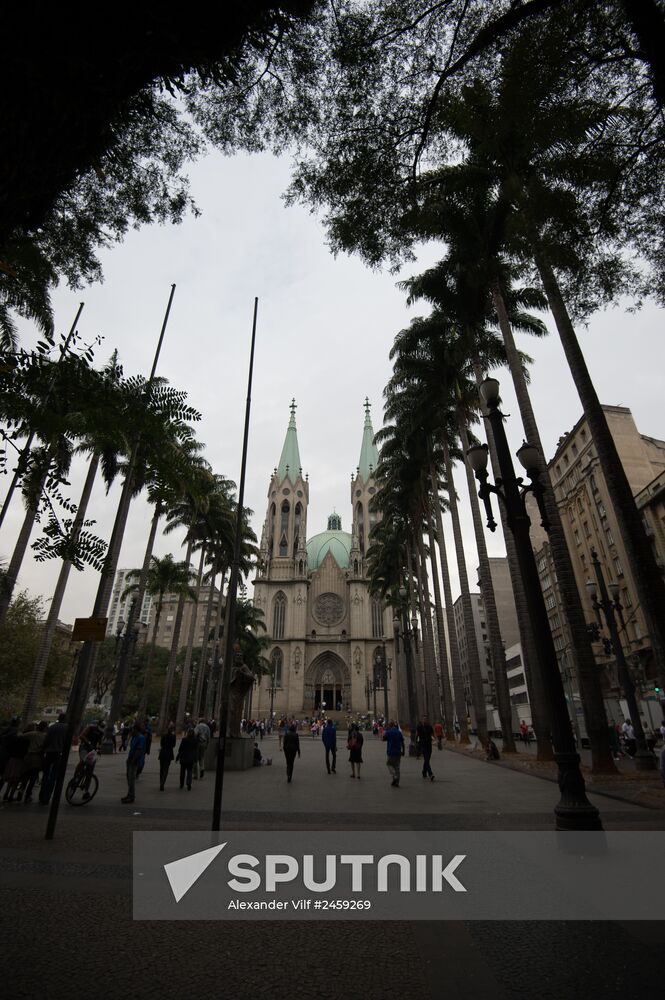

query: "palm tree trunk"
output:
109 502 162 714
432 479 469 743
426 504 455 739
415 528 442 723
192 560 218 720
138 595 163 715
457 417 517 753
492 280 616 773
0 471 47 626
205 575 226 718
176 545 206 729
101 474 151 734
472 355 554 760
533 250 665 684
23 451 100 721
158 537 194 733
214 575 233 720
442 439 488 745
405 544 424 722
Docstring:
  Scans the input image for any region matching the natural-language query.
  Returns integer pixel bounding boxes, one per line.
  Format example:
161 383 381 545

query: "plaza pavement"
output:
1 734 663 999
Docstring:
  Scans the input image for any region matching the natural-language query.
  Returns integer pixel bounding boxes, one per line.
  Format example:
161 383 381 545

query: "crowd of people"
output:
2 710 665 806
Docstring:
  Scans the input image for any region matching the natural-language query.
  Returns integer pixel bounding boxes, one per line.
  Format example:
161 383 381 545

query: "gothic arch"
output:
272 591 286 639
304 651 351 712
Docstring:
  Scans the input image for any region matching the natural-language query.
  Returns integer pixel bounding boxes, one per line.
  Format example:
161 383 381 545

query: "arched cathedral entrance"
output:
304 652 351 713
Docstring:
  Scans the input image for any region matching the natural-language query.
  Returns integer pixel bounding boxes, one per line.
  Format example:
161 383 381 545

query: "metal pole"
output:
382 645 389 722
212 298 258 832
101 285 176 751
47 287 175 840
45 647 81 840
484 399 602 831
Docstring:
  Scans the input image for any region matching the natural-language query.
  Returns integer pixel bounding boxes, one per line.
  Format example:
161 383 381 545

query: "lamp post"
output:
393 587 420 755
373 640 391 722
586 548 656 770
467 377 602 831
269 659 277 722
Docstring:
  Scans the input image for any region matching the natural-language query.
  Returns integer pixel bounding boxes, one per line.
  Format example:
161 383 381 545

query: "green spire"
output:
358 397 379 481
277 398 302 482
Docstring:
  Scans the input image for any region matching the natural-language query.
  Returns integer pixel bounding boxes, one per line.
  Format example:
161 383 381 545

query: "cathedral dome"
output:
306 529 352 571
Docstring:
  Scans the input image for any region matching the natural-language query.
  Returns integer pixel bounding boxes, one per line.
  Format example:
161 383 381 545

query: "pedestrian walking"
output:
347 722 364 778
158 723 176 790
434 720 444 750
193 717 210 779
20 720 48 803
122 722 146 803
0 717 21 798
416 716 435 781
2 725 30 801
38 713 68 805
283 722 300 783
383 721 405 786
519 720 530 745
176 727 198 790
622 718 636 757
120 722 130 752
322 719 337 774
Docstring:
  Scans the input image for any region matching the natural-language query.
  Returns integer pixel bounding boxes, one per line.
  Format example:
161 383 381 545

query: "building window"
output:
272 592 286 639
577 499 583 514
541 574 551 589
545 593 557 610
572 443 578 457
623 588 633 608
614 557 624 577
590 473 597 492
371 598 383 638
598 502 607 518
583 521 591 538
574 529 581 545
537 556 547 573
279 501 290 557
270 647 283 688
269 502 276 555
606 527 615 546
294 502 302 558
356 502 365 555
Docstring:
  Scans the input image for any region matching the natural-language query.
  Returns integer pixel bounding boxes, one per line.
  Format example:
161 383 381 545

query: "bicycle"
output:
65 748 99 806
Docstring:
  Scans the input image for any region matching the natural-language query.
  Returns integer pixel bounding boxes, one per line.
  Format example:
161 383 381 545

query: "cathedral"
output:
252 400 396 719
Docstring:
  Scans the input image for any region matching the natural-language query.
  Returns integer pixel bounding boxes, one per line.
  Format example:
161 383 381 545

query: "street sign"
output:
71 616 108 642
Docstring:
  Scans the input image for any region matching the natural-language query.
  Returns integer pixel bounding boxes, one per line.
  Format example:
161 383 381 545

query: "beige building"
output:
548 405 665 726
252 400 396 719
149 583 221 651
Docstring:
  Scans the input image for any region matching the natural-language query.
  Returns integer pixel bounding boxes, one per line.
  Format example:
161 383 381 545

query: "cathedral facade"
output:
252 401 396 719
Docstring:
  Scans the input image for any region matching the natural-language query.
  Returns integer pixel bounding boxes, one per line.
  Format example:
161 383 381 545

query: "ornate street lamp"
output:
468 377 602 831
586 549 655 770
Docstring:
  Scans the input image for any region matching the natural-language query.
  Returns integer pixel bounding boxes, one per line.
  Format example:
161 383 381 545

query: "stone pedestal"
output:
204 735 254 772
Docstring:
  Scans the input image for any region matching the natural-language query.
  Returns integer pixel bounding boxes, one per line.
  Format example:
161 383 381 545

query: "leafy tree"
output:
0 591 72 718
1 3 317 332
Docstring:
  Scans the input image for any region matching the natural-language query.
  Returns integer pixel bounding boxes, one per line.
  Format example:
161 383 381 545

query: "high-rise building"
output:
149 583 220 651
107 568 153 637
452 592 493 726
545 404 665 728
252 400 395 718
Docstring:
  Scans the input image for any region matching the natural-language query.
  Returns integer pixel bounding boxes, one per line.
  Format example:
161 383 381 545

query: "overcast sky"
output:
6 148 664 624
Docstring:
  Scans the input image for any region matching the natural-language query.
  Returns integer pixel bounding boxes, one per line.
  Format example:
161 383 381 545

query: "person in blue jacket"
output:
321 719 337 774
383 721 405 787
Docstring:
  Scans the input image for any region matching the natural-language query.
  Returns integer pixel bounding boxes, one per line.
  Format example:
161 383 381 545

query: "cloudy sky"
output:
6 148 664 624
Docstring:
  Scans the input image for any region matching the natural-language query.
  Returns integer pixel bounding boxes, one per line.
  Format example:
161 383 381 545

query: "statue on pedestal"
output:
227 661 255 737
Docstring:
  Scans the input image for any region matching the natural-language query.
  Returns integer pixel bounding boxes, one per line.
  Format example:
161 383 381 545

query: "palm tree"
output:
156 467 227 731
122 553 196 714
22 352 127 721
388 314 522 751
